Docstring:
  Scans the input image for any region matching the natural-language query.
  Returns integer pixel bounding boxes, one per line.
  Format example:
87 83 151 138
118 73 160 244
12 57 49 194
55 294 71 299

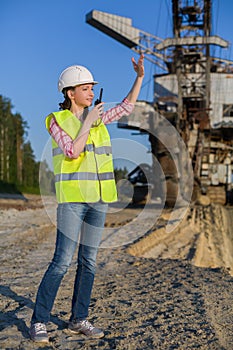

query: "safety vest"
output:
45 110 117 203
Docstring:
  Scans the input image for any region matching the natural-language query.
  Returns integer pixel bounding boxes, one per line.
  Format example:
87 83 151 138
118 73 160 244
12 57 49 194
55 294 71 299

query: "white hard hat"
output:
58 65 98 92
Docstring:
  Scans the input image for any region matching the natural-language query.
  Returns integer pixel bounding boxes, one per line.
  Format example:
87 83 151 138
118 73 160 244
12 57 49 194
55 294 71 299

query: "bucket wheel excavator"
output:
86 1 233 206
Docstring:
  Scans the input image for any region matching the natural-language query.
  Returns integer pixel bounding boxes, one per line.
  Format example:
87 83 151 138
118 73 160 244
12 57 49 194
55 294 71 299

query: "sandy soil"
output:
0 194 232 349
128 205 233 277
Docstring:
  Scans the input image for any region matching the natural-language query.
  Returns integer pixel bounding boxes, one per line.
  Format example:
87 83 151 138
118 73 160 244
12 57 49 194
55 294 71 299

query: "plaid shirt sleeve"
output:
49 118 74 158
101 98 134 125
49 98 134 158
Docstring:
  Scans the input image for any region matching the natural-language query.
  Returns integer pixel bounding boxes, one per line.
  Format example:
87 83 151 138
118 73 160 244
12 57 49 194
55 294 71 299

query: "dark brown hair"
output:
59 87 74 110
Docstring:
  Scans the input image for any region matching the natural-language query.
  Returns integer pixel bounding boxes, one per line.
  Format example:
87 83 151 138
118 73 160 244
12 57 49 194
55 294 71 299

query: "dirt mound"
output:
128 204 233 276
0 193 43 210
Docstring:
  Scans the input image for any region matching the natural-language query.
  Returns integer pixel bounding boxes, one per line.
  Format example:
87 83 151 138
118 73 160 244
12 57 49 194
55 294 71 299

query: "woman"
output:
30 54 144 342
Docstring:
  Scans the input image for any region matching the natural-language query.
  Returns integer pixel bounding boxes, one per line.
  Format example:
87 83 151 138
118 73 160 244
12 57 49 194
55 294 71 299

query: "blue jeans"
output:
31 202 108 324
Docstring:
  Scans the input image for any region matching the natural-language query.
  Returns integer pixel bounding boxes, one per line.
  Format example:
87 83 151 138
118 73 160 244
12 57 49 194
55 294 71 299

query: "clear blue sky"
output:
1 0 233 168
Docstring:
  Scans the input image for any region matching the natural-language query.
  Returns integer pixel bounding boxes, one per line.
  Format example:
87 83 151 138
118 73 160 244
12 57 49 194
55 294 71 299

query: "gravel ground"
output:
0 195 232 349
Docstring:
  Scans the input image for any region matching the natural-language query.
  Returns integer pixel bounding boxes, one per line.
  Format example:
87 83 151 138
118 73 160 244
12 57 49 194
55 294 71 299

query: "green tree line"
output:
0 95 54 194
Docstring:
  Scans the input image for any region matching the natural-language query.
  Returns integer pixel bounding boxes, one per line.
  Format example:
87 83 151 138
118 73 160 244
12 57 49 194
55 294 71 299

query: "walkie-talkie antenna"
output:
94 88 103 105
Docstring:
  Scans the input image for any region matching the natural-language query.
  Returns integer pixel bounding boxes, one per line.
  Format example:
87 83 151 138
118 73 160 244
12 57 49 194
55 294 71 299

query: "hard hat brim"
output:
58 80 98 92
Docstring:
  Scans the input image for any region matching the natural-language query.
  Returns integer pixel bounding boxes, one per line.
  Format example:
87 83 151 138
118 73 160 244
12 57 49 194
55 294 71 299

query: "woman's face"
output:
69 84 95 108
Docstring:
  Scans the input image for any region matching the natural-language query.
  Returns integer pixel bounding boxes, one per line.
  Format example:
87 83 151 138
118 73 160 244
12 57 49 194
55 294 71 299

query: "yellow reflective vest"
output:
45 110 117 203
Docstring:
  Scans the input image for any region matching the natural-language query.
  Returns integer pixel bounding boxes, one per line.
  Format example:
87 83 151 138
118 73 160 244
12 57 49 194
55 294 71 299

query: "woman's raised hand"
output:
131 53 145 78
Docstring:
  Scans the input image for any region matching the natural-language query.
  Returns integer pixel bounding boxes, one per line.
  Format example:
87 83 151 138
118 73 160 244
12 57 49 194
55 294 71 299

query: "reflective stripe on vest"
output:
52 144 112 157
55 171 114 182
45 110 117 203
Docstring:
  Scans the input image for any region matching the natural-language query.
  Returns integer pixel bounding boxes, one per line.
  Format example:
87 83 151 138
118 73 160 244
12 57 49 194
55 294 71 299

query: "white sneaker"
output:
29 322 49 342
68 319 104 339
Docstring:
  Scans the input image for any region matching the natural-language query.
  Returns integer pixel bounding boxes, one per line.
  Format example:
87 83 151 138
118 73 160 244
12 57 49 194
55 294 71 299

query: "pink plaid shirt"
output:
49 98 134 158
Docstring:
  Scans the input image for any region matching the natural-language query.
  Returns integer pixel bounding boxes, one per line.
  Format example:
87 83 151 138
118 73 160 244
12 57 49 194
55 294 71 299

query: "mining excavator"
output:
86 0 233 206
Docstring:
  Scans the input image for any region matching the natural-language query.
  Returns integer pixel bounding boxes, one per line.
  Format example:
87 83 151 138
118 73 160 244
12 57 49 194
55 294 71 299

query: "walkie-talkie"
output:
94 88 103 106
